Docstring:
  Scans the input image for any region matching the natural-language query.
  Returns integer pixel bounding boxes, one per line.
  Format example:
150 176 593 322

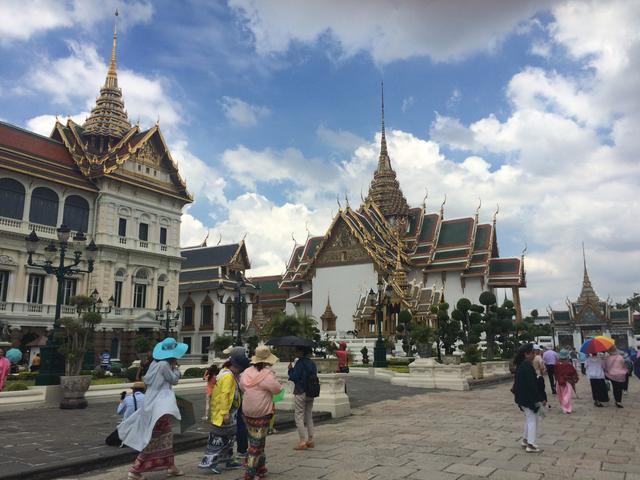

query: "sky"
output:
0 0 638 313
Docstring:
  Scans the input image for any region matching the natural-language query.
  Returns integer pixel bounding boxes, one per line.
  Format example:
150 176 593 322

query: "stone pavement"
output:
0 377 425 479
62 374 640 480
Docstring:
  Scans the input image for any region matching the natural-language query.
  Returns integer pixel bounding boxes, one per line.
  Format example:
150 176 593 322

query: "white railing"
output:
161 245 167 252
119 237 127 245
0 216 92 240
0 217 22 229
27 303 43 312
138 241 148 248
29 223 57 235
0 301 155 320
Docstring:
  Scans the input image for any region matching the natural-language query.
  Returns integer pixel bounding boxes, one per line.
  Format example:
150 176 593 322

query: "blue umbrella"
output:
6 348 22 364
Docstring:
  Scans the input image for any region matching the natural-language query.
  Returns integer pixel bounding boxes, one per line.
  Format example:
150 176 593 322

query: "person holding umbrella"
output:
582 336 614 407
118 337 187 479
554 350 579 413
604 346 628 408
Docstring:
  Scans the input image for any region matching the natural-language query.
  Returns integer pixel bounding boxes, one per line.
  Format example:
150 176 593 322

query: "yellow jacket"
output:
210 369 240 427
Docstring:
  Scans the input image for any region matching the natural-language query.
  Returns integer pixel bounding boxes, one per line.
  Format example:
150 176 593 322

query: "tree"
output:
263 313 320 343
451 298 483 351
477 292 514 360
212 335 234 355
56 295 102 376
433 302 461 357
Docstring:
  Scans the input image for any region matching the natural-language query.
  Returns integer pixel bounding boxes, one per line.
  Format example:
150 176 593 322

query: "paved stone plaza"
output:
57 376 640 480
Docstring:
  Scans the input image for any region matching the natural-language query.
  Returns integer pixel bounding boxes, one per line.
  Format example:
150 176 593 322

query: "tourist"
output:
586 353 609 407
554 350 578 414
0 349 10 392
117 381 146 420
203 363 220 420
513 343 543 453
229 346 250 462
542 346 559 394
100 349 111 371
335 342 349 373
30 353 41 372
198 348 249 474
603 347 627 408
578 350 587 375
532 345 548 407
118 337 187 479
239 345 283 480
288 346 317 450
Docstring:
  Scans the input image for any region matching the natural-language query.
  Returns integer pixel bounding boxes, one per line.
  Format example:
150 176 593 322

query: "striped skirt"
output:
130 415 175 473
243 414 272 479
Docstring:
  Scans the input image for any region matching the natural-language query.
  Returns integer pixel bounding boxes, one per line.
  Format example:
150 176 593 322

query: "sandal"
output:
294 442 308 450
128 474 145 480
306 439 315 448
167 468 185 477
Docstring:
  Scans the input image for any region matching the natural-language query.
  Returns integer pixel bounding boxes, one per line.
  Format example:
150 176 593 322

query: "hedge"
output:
183 367 206 378
6 382 29 391
125 366 139 382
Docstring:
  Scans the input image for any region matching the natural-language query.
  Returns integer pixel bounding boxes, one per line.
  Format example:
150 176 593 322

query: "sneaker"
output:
210 464 222 475
519 438 527 448
526 445 542 453
198 457 212 469
225 461 243 470
236 451 248 459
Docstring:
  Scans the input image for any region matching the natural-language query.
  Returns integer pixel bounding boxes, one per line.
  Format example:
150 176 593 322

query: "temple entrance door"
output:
558 335 575 349
611 334 629 349
581 328 603 344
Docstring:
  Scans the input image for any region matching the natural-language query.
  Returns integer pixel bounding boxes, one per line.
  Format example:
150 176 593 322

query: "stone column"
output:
512 287 523 323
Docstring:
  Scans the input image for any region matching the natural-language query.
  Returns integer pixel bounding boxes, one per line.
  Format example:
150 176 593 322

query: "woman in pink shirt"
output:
0 349 10 392
240 346 282 480
603 347 628 408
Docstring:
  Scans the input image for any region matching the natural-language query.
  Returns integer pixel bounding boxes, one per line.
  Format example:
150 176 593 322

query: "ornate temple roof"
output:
576 244 600 305
320 297 337 322
365 84 410 219
82 21 132 139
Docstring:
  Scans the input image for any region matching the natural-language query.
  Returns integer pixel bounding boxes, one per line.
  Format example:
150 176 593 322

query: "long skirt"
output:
244 415 272 480
130 415 175 474
557 383 573 413
199 423 236 468
536 376 548 403
589 378 609 403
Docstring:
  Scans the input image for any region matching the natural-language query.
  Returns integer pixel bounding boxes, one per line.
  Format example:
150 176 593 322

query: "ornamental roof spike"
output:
336 194 342 212
440 194 447 217
521 242 527 258
422 187 429 210
380 80 388 160
475 197 482 217
493 203 500 223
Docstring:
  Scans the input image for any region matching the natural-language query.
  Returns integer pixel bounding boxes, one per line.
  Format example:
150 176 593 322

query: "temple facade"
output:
280 93 526 337
0 24 191 363
549 249 633 349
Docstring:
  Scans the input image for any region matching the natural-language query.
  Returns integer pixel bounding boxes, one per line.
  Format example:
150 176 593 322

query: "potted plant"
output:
410 323 435 358
56 295 102 409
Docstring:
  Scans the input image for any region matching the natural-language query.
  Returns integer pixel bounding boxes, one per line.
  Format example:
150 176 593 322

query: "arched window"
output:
201 295 213 328
0 178 25 220
29 187 59 226
63 195 89 232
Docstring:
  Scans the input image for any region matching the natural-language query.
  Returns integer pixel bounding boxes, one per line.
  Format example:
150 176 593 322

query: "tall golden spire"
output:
83 9 131 141
577 242 600 304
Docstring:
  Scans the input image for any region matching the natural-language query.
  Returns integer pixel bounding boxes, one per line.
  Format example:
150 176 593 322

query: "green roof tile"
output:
438 220 472 246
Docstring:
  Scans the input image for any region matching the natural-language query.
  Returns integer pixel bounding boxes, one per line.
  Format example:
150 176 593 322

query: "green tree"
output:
451 298 483 350
56 295 102 376
263 313 320 343
212 335 234 355
433 302 460 357
477 292 514 360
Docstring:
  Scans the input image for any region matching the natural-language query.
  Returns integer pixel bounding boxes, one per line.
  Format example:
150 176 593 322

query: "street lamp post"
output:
155 301 182 338
216 280 259 347
368 277 391 368
83 289 114 370
25 225 98 386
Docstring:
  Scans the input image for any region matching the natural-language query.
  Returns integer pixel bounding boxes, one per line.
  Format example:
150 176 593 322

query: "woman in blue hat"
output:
118 338 188 479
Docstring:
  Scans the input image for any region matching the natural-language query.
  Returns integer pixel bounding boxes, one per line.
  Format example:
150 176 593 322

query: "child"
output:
203 364 220 420
554 350 578 413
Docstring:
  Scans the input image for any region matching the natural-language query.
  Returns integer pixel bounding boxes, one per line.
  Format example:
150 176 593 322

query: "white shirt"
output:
585 356 605 379
117 392 145 420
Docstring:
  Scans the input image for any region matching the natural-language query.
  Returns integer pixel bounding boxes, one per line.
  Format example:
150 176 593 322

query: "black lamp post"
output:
155 300 182 338
217 280 259 347
83 289 114 370
368 277 392 368
25 225 98 386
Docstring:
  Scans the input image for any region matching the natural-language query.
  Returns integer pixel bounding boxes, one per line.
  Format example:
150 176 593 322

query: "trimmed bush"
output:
6 382 29 391
184 367 206 378
17 371 38 380
92 367 106 379
110 366 122 376
125 366 139 382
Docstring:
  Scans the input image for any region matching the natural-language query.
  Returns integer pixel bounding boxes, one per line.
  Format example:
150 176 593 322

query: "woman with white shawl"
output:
118 337 187 479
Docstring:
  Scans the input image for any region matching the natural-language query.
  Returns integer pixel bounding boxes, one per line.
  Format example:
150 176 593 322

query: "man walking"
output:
542 347 559 394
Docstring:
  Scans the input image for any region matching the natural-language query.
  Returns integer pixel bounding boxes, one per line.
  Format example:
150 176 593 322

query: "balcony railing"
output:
0 302 154 320
0 216 88 239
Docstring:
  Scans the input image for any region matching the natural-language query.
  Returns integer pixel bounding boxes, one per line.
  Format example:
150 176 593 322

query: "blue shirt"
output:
117 392 145 420
288 357 317 395
101 353 111 366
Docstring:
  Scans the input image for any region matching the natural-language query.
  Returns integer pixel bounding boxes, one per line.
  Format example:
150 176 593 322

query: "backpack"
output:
303 359 320 398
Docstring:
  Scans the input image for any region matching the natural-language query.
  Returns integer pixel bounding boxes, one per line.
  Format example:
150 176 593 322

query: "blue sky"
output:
1 0 639 313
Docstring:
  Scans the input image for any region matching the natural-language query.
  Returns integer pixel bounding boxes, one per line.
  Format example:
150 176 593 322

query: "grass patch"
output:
386 366 410 373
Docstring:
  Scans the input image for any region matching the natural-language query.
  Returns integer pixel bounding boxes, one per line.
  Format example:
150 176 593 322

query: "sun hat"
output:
222 345 234 355
152 337 188 360
132 381 146 390
251 345 279 365
228 346 250 370
532 344 541 350
559 349 570 360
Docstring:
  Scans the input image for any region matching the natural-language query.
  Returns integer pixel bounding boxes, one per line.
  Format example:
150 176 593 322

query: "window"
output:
201 303 213 328
118 218 127 237
183 305 194 327
0 178 25 220
110 337 120 358
27 274 45 304
114 281 123 308
29 187 59 226
156 285 164 311
62 278 77 305
133 284 146 308
160 227 167 245
62 195 89 232
137 164 141 171
145 167 150 174
201 336 211 354
138 223 148 241
182 337 192 353
0 271 8 302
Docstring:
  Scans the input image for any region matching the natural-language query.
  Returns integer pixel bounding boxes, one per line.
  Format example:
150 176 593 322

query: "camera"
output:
120 391 127 401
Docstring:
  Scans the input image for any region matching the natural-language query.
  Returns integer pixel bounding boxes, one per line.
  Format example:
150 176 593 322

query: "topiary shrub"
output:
184 367 206 378
110 366 122 376
18 371 38 380
92 367 106 379
125 366 139 382
6 382 29 391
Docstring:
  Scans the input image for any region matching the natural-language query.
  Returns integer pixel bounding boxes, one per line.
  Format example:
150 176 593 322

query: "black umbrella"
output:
266 336 314 348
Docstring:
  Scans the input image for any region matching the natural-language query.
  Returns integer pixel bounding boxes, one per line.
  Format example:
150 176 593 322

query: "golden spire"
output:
380 81 388 161
106 10 118 88
578 242 600 304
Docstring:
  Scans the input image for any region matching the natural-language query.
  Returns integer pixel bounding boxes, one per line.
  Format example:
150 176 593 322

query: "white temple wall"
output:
423 271 486 307
312 262 378 333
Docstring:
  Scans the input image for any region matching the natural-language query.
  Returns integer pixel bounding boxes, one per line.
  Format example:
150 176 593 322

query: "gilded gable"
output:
315 219 371 267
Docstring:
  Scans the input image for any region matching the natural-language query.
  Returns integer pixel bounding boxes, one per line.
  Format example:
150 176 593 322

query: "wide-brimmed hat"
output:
532 344 541 350
559 349 571 360
228 346 250 370
153 337 188 360
132 381 146 390
222 345 234 355
251 345 279 365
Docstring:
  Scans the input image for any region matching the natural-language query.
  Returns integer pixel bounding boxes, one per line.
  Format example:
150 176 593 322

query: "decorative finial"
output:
241 232 247 242
305 222 310 239
216 233 222 246
380 80 387 156
475 197 482 216
582 241 587 272
493 203 500 222
156 114 160 126
422 187 429 210
201 230 209 247
360 188 365 203
291 232 298 245
521 242 527 258
106 10 119 86
345 192 350 208
440 194 447 216
337 194 342 211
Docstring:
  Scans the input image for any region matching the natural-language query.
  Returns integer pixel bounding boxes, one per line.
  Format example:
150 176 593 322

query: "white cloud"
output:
0 0 153 44
25 112 89 136
180 211 209 248
220 96 270 127
316 125 366 152
401 96 415 113
446 89 461 110
229 0 558 64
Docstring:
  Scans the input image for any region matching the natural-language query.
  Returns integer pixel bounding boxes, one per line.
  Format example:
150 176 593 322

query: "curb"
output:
469 374 513 389
0 412 333 480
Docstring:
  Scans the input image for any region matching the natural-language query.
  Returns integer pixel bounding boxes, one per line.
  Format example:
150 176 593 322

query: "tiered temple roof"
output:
180 241 252 293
